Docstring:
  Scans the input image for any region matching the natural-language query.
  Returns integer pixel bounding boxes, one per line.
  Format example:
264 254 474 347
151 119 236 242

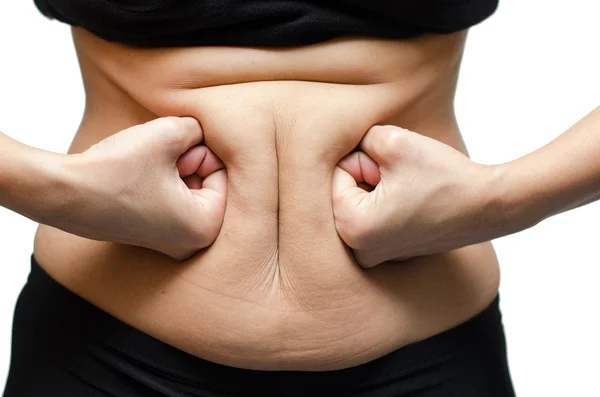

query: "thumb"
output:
147 117 204 161
359 125 414 174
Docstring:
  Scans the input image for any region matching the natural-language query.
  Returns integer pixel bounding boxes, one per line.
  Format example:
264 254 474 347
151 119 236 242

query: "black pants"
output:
3 257 516 396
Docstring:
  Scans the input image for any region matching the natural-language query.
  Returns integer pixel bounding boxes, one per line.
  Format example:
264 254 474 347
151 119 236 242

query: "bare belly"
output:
33 28 500 371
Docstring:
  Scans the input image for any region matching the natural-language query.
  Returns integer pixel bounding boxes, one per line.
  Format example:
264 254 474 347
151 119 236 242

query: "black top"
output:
35 0 498 47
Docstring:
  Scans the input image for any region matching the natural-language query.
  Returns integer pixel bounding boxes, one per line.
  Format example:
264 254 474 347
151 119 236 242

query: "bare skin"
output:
0 119 226 259
332 106 600 267
33 28 500 371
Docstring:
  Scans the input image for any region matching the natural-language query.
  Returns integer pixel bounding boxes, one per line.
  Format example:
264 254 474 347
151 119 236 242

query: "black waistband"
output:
4 256 514 396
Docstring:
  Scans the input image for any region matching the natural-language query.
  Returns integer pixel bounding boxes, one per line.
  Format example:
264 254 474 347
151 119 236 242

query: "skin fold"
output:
36 28 504 370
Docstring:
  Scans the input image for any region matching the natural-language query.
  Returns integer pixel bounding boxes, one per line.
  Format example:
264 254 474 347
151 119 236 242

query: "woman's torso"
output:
34 28 500 371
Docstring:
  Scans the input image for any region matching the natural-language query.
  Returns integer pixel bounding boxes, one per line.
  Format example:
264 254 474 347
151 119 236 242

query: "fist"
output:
332 125 493 268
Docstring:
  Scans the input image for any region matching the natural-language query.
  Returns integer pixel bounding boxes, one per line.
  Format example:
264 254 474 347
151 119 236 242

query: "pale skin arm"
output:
0 132 62 223
0 117 227 260
332 106 600 268
498 106 600 227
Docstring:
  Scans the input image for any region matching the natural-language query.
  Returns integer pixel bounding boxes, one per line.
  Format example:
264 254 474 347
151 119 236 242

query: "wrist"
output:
0 134 72 223
24 149 78 226
37 152 85 227
481 161 544 240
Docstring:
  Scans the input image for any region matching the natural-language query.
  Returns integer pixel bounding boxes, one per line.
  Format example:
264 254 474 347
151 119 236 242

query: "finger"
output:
332 167 372 250
182 174 203 190
177 145 208 177
179 170 227 254
332 165 357 197
359 125 414 172
195 148 225 178
331 166 369 207
337 151 381 186
357 182 374 192
149 117 204 159
358 152 381 186
194 169 228 198
353 250 383 269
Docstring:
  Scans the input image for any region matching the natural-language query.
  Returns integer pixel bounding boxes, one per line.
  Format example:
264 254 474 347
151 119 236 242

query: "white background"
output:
0 1 599 395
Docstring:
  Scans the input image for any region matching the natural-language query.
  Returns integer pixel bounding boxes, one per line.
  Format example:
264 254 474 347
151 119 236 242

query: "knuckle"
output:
336 212 375 249
155 117 187 146
156 116 183 133
373 125 411 158
354 252 377 269
351 218 377 247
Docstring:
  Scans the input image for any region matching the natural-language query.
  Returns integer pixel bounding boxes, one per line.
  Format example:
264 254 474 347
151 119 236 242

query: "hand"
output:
54 117 227 260
332 125 498 268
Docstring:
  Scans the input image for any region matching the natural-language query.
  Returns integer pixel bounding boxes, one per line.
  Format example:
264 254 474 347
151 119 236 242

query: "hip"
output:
34 219 500 370
4 256 513 397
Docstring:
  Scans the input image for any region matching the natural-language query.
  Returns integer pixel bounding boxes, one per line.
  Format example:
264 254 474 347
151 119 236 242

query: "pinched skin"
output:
34 28 500 370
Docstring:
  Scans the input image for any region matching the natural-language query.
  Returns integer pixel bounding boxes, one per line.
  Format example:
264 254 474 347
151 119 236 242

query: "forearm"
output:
333 108 600 266
1 117 224 259
493 106 600 234
0 132 71 224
